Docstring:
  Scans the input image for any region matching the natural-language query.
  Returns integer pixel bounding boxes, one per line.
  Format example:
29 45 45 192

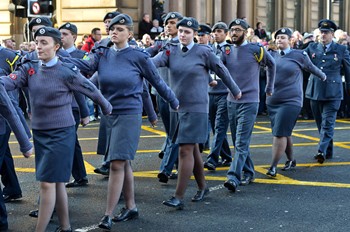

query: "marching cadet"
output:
0 27 112 232
304 19 350 163
222 19 275 192
152 17 241 209
266 28 326 177
59 22 90 188
146 12 183 184
204 22 233 171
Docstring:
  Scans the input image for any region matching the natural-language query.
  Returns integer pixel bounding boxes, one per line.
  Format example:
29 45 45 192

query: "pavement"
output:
5 116 350 232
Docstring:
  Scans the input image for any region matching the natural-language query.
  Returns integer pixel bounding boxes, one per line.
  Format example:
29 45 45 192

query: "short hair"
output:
91 28 101 34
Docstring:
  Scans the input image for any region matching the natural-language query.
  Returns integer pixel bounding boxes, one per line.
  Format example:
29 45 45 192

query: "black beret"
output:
212 22 228 31
318 19 337 32
59 22 78 34
29 17 53 31
198 24 212 36
274 27 293 39
228 18 250 30
164 12 183 24
108 14 133 31
34 27 61 40
176 17 199 31
103 11 121 22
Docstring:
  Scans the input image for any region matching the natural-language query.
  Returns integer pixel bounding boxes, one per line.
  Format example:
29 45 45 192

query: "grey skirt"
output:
105 114 142 161
170 112 208 144
267 104 301 137
33 126 75 182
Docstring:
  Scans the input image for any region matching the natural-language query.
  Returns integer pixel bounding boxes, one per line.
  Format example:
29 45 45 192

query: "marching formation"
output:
0 9 349 232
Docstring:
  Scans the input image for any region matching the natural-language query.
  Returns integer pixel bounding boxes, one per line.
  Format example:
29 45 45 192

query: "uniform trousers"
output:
310 100 341 156
226 102 258 185
207 93 231 166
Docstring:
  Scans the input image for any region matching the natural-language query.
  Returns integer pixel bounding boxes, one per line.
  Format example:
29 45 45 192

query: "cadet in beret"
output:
152 16 241 209
304 19 350 163
197 24 212 45
265 28 326 177
61 13 179 230
146 12 183 185
0 26 112 232
59 22 91 188
222 18 275 192
204 21 232 172
28 17 52 33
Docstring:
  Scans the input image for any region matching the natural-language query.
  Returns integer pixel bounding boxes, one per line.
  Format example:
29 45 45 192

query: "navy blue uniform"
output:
304 41 350 159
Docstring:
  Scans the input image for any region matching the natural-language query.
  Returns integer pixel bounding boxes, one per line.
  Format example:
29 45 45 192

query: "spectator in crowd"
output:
2 39 15 50
141 34 153 48
28 41 36 52
150 19 164 39
254 21 267 39
138 13 153 39
81 28 102 52
291 30 303 49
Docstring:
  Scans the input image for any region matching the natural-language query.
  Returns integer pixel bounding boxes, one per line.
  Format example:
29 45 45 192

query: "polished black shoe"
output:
98 215 112 230
224 179 237 192
157 172 169 183
221 159 232 167
315 152 325 164
112 207 138 222
162 196 184 210
55 226 72 232
281 160 296 171
65 178 88 188
169 171 178 179
94 166 110 176
191 188 209 202
3 194 22 203
240 176 255 186
158 151 164 159
266 166 277 177
204 161 216 171
28 209 54 219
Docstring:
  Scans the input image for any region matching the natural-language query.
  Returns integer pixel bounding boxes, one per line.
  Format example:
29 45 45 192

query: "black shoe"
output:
157 172 169 183
158 151 164 159
169 171 178 179
191 188 209 202
112 207 138 222
55 226 72 232
162 196 184 210
223 180 237 192
221 159 232 167
28 209 54 219
65 178 88 188
204 161 216 171
3 194 22 203
315 152 325 164
266 166 277 177
98 215 112 230
240 176 255 186
281 160 296 171
94 166 110 176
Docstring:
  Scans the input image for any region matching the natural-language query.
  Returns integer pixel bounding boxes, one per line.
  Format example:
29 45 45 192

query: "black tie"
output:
182 46 188 52
323 45 327 52
280 51 285 56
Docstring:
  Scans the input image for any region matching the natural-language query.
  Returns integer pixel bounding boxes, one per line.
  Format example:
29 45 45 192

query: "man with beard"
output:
222 19 276 192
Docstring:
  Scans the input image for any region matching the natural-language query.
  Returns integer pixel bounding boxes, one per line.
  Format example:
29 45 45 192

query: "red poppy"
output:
225 46 230 55
166 50 170 56
28 68 35 76
311 53 316 59
9 74 17 80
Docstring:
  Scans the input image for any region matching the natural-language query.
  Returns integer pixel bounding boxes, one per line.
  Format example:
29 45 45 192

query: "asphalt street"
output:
5 115 350 232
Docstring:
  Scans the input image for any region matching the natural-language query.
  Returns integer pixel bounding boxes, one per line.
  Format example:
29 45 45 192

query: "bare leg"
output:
175 144 194 199
285 136 294 161
55 183 70 230
104 160 126 216
271 136 287 167
192 144 206 190
122 161 136 210
35 182 56 232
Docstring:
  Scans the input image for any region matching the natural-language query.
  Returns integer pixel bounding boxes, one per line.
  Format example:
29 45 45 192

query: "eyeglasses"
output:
230 28 245 33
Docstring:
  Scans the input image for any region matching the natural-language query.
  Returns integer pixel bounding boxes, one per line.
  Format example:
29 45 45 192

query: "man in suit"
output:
304 19 350 163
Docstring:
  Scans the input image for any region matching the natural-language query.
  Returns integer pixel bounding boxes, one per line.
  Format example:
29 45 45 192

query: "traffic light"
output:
9 0 28 18
28 0 53 18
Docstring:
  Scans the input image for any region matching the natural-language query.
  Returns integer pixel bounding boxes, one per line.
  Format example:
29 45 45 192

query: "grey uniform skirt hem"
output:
267 104 301 137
